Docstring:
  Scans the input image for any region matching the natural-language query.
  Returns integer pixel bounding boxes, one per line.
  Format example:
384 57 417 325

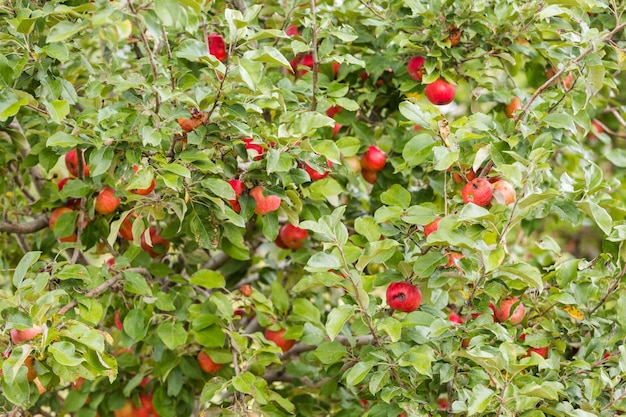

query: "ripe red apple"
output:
386 282 422 312
250 186 281 215
361 169 377 184
208 33 227 62
198 351 224 374
361 146 386 172
462 178 493 207
95 187 120 215
115 310 123 331
227 179 245 212
589 120 603 141
119 214 135 240
445 252 464 269
242 138 265 160
129 165 156 195
492 180 516 205
265 328 297 352
332 123 342 138
140 227 170 258
278 224 308 249
326 105 342 119
423 217 441 238
65 149 90 178
332 62 341 78
493 297 525 325
407 55 425 81
10 325 42 344
304 159 332 180
449 313 463 324
286 25 300 36
57 177 70 191
49 206 77 242
526 346 549 359
290 53 314 77
425 78 455 105
135 393 158 417
274 233 289 249
505 97 522 118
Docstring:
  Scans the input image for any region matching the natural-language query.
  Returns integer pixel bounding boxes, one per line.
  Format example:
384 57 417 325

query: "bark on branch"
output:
0 215 49 234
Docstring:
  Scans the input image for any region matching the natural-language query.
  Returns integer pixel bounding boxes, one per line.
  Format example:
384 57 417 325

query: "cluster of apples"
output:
49 150 170 258
407 55 456 105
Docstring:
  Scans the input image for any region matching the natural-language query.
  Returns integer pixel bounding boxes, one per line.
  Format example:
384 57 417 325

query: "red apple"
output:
492 180 516 205
423 217 441 238
332 62 341 78
65 149 90 178
240 284 252 297
242 138 265 160
250 186 281 215
129 165 156 195
278 224 308 249
462 178 493 207
290 53 314 77
304 159 332 180
140 227 170 258
493 297 525 325
198 351 224 374
386 282 422 312
326 105 342 119
526 346 549 359
285 25 300 36
265 328 297 352
449 313 463 324
115 310 123 331
445 252 464 269
274 233 289 249
407 55 425 81
332 123 342 138
436 397 448 410
505 97 522 119
361 169 377 184
57 177 70 191
589 120 603 141
425 78 455 105
228 179 245 212
71 377 85 389
208 33 227 62
49 206 77 242
10 325 42 344
360 146 386 172
135 393 158 417
95 187 120 215
119 214 135 241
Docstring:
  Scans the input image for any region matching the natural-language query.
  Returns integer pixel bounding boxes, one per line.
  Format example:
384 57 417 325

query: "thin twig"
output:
357 0 386 20
589 263 626 315
160 25 176 92
515 21 626 123
57 267 150 315
129 3 161 114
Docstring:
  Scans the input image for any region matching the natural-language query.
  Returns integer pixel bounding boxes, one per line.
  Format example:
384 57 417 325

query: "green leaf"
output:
46 132 80 147
380 184 411 208
379 317 401 342
0 89 28 121
402 134 436 167
191 270 225 289
249 46 292 70
400 205 436 225
354 217 381 242
543 112 576 133
271 281 290 314
89 146 114 177
123 309 149 341
325 305 353 340
305 252 341 272
162 163 191 178
154 0 181 27
123 270 153 295
13 251 40 288
292 298 321 324
45 99 69 124
157 321 187 350
345 361 374 386
48 341 85 366
398 101 434 128
47 21 88 43
468 385 495 415
313 341 347 365
399 345 435 377
578 201 612 235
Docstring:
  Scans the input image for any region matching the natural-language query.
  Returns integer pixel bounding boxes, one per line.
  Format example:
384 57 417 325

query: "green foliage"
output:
1 0 626 416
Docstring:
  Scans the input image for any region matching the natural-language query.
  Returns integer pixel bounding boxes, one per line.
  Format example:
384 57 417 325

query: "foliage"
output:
1 0 626 416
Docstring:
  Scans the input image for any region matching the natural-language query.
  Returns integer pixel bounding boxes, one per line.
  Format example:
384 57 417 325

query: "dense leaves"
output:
1 0 626 416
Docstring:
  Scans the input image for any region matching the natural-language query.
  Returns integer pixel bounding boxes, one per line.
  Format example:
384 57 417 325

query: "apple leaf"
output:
325 305 353 340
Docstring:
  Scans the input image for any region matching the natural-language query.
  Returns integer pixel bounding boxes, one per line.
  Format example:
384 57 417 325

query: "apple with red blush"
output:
492 297 525 325
462 178 493 206
198 351 224 374
425 78 455 105
250 186 281 215
386 282 422 312
94 186 120 215
278 224 308 249
265 327 297 352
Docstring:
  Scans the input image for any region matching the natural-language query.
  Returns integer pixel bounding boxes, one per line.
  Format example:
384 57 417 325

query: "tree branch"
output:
309 0 319 111
0 215 48 234
515 21 626 123
57 268 150 315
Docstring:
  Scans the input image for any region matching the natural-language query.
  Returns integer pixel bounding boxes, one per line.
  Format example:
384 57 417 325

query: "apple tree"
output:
1 0 626 416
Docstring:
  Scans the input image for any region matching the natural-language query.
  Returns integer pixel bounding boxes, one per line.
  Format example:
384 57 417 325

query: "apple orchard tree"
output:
1 0 626 416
